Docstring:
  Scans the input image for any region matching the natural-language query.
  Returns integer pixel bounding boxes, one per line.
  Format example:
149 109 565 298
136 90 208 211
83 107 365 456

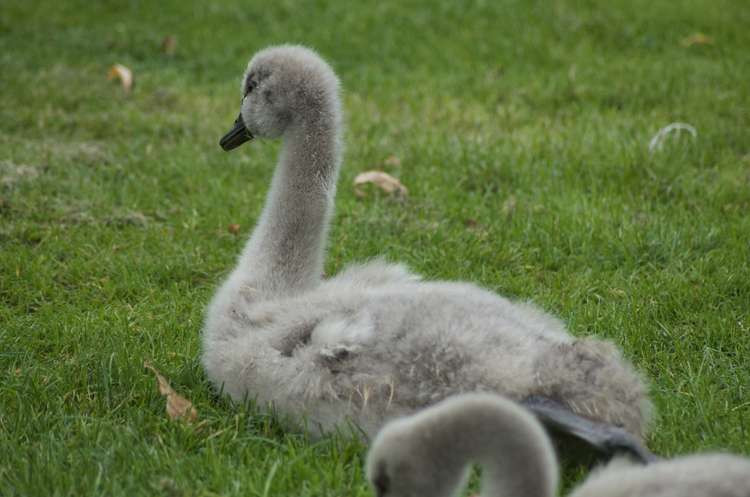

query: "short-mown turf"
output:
1 0 749 495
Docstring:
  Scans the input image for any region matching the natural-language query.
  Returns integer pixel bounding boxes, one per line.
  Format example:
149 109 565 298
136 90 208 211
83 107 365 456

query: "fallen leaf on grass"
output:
144 361 198 423
161 35 177 55
228 223 241 234
383 155 401 167
354 171 408 197
107 64 134 93
680 33 714 47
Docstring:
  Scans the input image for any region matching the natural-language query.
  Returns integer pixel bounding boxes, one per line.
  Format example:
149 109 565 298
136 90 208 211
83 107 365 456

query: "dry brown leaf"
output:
353 170 408 197
161 35 177 55
107 64 134 93
144 361 198 423
228 223 241 234
383 155 401 167
680 33 714 47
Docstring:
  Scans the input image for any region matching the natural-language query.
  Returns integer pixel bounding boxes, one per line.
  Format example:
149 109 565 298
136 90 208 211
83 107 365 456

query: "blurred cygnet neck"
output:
367 394 558 497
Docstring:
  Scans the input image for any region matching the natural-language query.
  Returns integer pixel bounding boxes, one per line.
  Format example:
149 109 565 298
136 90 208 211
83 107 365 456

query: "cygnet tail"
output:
529 337 654 458
522 395 658 463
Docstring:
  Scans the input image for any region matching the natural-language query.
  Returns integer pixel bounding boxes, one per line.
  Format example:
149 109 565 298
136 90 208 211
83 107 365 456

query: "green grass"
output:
2 0 749 495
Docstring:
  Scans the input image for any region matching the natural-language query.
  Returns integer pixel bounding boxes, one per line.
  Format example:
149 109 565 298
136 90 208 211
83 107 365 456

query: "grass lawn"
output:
1 0 749 495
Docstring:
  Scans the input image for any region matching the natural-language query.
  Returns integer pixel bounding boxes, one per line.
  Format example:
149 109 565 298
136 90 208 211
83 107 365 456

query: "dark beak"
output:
219 113 254 151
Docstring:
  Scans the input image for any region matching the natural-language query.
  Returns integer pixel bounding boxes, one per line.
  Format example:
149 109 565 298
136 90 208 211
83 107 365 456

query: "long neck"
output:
431 399 559 497
238 113 341 298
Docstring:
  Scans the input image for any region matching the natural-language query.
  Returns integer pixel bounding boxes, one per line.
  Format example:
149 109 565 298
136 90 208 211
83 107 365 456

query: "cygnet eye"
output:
244 79 258 97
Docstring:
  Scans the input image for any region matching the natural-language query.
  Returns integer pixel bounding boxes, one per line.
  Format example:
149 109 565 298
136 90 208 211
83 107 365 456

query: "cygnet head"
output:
366 413 471 497
220 45 341 150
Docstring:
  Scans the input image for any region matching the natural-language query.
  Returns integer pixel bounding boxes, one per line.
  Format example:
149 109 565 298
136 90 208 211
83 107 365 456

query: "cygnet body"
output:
202 45 651 455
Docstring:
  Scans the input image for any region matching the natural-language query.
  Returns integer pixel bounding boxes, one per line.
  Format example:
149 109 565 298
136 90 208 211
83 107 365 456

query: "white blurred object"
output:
648 122 697 152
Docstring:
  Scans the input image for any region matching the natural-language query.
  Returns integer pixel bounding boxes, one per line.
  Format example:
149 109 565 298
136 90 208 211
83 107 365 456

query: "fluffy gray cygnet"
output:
202 44 652 458
367 393 750 497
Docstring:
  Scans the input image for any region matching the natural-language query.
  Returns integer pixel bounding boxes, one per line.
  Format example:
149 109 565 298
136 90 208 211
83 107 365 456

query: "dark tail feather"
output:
522 395 659 464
